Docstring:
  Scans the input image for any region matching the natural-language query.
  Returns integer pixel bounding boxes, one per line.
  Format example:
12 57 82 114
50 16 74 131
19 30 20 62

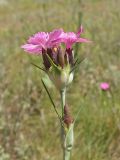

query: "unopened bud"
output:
64 52 69 65
66 48 74 66
42 50 51 70
63 104 74 128
57 47 65 68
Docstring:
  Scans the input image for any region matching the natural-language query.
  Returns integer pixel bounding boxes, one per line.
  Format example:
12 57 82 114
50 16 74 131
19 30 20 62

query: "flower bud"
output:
66 48 74 66
48 66 70 90
63 104 74 128
57 47 65 68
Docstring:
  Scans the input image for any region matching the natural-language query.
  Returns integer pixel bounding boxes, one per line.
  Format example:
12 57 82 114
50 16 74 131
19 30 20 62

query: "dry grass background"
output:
0 0 120 159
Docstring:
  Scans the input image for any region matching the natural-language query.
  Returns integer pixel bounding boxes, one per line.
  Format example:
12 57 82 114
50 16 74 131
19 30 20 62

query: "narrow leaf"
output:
73 104 84 125
65 123 74 151
31 63 46 72
70 58 85 73
41 79 62 124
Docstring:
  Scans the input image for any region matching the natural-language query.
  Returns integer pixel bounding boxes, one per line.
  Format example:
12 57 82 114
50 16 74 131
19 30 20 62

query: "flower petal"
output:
61 32 77 49
28 32 48 49
49 29 63 41
76 38 91 43
47 29 63 47
21 44 42 54
76 25 84 37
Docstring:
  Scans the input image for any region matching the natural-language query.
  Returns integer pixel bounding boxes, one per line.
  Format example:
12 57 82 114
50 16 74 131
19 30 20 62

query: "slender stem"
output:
60 89 66 118
64 150 71 160
60 88 72 160
60 89 66 160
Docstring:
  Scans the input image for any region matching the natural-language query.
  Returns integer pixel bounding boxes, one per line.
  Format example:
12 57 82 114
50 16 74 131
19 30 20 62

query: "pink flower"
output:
61 26 90 49
100 82 110 91
21 29 63 54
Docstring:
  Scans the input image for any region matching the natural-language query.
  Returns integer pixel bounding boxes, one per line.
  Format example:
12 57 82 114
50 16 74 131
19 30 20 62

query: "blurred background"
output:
0 0 120 159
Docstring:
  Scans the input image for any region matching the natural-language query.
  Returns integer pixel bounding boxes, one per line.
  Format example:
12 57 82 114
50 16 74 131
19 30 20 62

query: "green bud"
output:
48 65 74 91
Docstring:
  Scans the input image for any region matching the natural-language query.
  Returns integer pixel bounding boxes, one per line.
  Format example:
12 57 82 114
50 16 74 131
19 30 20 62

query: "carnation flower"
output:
100 82 110 91
21 27 90 90
61 26 90 49
21 29 63 54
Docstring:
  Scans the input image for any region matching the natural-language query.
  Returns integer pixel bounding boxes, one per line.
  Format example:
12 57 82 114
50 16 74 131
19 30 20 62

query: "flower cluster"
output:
22 27 90 90
21 27 90 159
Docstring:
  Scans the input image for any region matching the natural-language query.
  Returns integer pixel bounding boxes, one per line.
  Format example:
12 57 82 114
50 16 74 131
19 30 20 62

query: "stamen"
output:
53 47 58 53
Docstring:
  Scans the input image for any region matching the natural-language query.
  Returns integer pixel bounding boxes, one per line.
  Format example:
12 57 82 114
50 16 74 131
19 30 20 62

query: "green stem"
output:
60 88 73 160
60 89 66 118
64 150 71 160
